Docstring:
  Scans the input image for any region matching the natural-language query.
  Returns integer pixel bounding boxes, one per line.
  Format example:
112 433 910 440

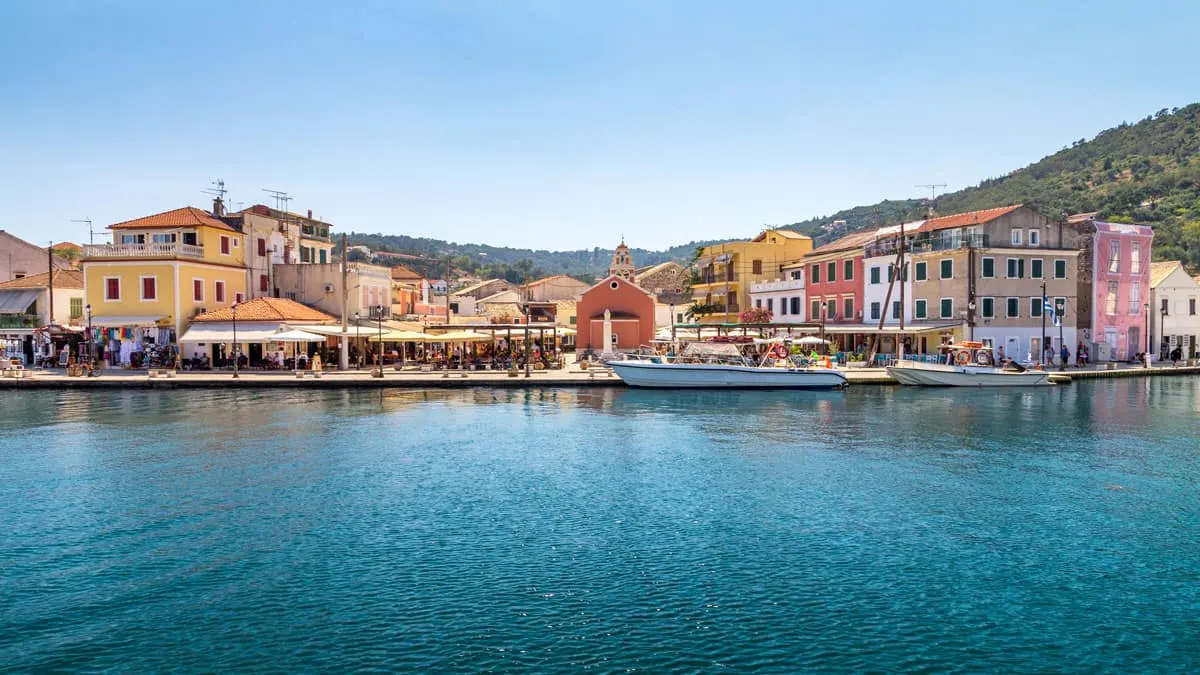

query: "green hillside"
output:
792 103 1200 269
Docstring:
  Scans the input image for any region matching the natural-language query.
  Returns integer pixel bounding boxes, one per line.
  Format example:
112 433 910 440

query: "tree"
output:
738 307 773 323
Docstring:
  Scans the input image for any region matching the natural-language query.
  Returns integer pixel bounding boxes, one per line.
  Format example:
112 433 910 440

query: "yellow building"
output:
691 229 813 322
82 206 248 365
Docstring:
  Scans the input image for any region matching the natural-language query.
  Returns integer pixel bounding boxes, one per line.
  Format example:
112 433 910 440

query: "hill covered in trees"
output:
349 102 1200 278
786 103 1200 268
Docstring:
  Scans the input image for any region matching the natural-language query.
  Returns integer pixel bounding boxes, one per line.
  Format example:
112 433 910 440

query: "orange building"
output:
575 275 656 355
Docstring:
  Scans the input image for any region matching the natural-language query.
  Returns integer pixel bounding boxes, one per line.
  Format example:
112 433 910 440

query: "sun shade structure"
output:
270 329 327 343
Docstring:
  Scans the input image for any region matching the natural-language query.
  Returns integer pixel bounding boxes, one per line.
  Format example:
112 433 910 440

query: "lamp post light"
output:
85 303 92 370
375 304 384 378
231 301 239 378
354 312 361 369
1160 304 1168 362
967 300 976 341
1143 303 1150 368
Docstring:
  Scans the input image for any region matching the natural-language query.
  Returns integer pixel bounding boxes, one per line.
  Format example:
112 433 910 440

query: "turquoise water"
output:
2 381 1199 672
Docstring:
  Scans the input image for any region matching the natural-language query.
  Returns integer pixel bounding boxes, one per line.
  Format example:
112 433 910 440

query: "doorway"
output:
1127 326 1140 360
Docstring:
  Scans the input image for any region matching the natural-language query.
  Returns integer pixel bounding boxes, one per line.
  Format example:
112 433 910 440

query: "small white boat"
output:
608 339 848 389
886 342 1051 387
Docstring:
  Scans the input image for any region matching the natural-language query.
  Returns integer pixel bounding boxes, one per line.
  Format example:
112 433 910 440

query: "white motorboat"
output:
608 339 848 389
886 342 1051 387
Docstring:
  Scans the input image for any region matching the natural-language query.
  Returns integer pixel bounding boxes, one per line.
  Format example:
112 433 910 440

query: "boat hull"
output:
609 361 848 389
886 363 1050 387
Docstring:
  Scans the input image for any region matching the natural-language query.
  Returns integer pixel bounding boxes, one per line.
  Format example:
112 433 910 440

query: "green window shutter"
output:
915 300 927 319
1031 259 1043 278
870 267 880 284
1055 260 1066 278
940 298 952 318
982 298 994 318
982 258 994 278
940 259 953 279
915 262 926 281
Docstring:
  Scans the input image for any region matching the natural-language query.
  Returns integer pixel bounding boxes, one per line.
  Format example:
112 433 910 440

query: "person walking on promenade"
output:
1061 344 1071 368
1170 345 1182 366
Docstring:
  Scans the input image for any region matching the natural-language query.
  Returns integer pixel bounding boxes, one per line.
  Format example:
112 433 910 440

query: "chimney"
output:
212 197 225 217
307 209 312 219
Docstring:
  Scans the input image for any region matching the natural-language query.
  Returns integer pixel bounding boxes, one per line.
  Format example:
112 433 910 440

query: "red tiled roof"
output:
191 297 335 323
52 242 82 252
0 269 84 290
923 205 1023 232
390 265 424 282
807 229 879 256
109 206 236 232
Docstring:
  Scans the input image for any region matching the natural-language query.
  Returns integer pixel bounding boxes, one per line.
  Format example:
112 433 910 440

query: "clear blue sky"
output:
1 0 1196 251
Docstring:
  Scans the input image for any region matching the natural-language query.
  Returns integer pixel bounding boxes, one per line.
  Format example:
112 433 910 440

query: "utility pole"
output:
71 219 95 245
445 257 452 322
1040 281 1047 366
898 219 906 360
339 233 349 370
47 243 54 328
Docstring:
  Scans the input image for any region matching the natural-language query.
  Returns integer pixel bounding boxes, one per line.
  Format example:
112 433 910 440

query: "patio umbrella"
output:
795 336 832 345
272 328 325 371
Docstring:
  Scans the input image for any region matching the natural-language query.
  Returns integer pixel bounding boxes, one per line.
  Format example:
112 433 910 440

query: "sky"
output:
1 0 1198 252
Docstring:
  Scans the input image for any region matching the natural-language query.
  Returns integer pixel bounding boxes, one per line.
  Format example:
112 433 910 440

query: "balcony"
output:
907 233 989 254
84 243 205 259
300 224 331 241
0 314 39 329
750 278 804 293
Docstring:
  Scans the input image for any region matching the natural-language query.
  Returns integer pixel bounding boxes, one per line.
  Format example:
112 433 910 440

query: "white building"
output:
273 262 392 321
748 261 806 322
861 255 913 326
1149 261 1200 359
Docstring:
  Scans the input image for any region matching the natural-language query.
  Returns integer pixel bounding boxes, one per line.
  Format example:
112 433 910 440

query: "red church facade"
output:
575 275 657 355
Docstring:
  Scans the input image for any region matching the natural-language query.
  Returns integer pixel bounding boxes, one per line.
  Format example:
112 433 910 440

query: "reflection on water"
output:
1 379 1199 671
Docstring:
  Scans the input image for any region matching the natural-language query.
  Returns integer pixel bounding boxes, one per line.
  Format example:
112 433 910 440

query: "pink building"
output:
1088 221 1154 361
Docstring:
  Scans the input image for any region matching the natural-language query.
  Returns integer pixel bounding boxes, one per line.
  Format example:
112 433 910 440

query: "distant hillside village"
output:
4 196 1200 370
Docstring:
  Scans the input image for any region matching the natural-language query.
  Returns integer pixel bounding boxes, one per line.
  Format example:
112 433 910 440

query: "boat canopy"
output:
683 342 743 357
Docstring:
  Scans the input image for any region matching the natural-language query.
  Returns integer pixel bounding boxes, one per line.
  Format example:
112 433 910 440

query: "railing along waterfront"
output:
83 243 205 258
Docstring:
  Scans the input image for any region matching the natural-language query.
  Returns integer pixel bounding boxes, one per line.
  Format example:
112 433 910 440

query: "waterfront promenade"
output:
2 362 1198 388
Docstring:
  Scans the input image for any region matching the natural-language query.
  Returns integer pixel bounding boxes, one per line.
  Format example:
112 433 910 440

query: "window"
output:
69 297 83 319
140 276 157 301
767 298 774 313
981 297 995 319
777 298 785 315
1030 298 1042 318
1007 258 1026 279
104 277 120 301
1011 229 1023 246
940 259 953 279
120 234 145 244
1108 240 1120 273
1007 297 1020 318
1054 259 1067 279
870 267 881 284
887 264 895 282
1105 281 1117 315
232 238 239 248
182 232 198 246
1191 298 1197 316
827 262 837 283
982 257 995 278
826 299 837 319
870 302 881 320
915 261 927 281
260 274 269 293
1031 259 1043 279
193 279 204 302
843 259 854 281
1129 284 1140 314
940 298 952 319
258 238 267 257
13 273 24 279
1161 297 1169 315
215 280 226 303
151 233 176 244
892 301 901 320
789 269 803 281
915 299 927 319
1131 244 1142 274
810 264 820 284
811 299 821 319
235 292 245 304
1028 230 1040 247
220 236 231 255
843 297 854 320
571 315 579 325
755 298 761 308
752 259 762 275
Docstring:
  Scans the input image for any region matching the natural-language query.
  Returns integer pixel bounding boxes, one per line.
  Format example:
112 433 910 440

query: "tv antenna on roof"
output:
202 178 227 200
263 189 291 212
916 183 947 217
71 218 96 245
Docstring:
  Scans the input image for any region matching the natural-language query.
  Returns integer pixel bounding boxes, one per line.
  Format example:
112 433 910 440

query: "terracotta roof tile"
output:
0 270 84 290
807 229 879 256
390 265 424 281
923 204 1024 232
191 297 335 323
109 206 236 232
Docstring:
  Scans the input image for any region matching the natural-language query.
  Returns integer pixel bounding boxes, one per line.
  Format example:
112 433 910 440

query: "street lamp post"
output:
85 303 92 371
375 304 384 377
967 300 976 341
1160 304 1168 361
354 312 360 369
1143 303 1150 368
231 302 239 378
1039 281 1047 367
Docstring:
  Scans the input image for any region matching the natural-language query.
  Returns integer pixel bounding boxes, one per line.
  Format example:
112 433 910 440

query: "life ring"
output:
975 351 993 366
955 351 971 366
773 345 789 359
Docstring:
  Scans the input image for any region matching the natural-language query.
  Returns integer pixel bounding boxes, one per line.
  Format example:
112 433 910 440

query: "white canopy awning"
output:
271 329 327 343
296 324 363 337
0 290 39 314
90 315 166 327
179 322 286 343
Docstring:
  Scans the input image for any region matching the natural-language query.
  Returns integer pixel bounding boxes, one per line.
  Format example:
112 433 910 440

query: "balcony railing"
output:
0 314 39 329
83 243 205 259
907 233 989 254
750 278 804 293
